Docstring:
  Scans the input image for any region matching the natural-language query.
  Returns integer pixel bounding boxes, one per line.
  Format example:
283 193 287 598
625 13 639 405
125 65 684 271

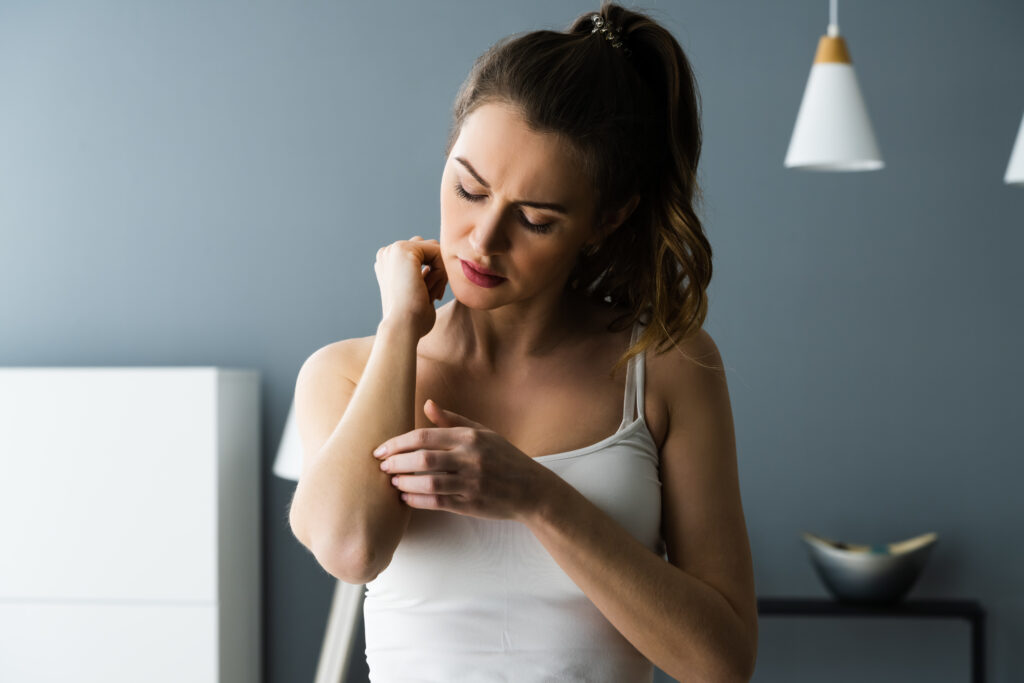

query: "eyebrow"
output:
454 156 569 214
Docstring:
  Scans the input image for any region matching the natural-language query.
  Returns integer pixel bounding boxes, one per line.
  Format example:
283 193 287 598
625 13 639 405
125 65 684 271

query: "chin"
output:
452 288 503 309
450 284 504 309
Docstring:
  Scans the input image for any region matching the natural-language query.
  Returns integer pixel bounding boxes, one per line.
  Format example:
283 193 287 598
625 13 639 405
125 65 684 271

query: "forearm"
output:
524 476 755 683
292 317 417 582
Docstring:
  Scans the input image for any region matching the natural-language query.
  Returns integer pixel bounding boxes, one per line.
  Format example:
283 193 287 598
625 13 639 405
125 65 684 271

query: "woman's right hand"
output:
375 236 448 339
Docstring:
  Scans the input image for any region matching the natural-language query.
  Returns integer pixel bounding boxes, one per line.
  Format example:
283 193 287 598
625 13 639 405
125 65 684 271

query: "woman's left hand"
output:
372 399 558 523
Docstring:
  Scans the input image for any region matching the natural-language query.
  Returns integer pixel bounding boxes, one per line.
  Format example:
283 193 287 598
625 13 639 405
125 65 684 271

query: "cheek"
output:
439 192 472 243
438 197 455 242
438 184 458 224
438 203 459 266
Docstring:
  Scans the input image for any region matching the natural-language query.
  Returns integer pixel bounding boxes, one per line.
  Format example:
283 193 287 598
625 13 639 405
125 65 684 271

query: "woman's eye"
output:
518 213 553 234
454 182 553 234
454 183 484 202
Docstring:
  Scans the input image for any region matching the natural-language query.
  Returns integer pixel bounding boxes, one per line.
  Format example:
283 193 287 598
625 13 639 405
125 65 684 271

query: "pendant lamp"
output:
1005 112 1024 186
785 0 884 171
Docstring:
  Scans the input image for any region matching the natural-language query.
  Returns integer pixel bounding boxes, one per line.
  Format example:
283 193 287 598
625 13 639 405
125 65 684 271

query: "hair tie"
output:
590 14 631 57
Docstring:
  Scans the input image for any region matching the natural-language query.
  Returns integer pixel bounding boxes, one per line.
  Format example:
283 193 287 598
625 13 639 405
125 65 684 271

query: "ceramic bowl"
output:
801 531 938 605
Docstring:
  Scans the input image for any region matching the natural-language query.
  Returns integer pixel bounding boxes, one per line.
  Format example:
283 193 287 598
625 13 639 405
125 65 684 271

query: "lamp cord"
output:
828 0 840 36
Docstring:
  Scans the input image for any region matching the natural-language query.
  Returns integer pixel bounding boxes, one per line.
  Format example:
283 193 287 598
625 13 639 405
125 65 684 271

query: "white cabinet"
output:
0 368 261 683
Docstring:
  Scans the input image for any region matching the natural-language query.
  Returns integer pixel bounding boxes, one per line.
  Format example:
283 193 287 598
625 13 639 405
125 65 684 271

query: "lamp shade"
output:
273 402 303 481
1005 112 1024 186
785 33 884 171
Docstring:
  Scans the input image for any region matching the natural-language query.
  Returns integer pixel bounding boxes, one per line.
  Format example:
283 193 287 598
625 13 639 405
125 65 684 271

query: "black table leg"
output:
971 610 985 683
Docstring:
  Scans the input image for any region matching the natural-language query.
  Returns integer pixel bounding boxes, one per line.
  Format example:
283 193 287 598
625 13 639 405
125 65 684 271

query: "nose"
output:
468 204 511 257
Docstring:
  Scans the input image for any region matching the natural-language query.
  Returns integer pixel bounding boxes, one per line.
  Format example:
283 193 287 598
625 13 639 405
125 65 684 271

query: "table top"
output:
758 596 984 618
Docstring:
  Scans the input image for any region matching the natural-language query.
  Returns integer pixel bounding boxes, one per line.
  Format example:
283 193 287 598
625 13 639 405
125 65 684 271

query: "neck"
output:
439 287 594 375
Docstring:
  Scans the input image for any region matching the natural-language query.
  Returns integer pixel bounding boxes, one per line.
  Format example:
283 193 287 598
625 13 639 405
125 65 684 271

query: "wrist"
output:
520 467 569 528
377 314 421 341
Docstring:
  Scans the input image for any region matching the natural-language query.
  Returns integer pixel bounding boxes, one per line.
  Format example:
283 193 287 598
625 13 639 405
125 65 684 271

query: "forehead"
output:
451 102 589 200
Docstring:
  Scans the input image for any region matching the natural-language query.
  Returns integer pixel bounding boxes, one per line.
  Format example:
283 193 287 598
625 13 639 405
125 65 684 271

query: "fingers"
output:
379 448 460 475
429 279 446 302
424 262 445 284
373 428 456 458
389 472 462 495
427 269 448 301
376 237 442 271
378 446 462 479
418 239 444 271
400 236 442 269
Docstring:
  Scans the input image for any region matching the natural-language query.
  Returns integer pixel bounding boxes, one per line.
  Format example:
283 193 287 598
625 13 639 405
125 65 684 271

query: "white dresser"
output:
0 368 261 683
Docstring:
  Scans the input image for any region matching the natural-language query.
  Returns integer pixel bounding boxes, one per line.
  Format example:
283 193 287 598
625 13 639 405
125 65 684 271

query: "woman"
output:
288 3 757 681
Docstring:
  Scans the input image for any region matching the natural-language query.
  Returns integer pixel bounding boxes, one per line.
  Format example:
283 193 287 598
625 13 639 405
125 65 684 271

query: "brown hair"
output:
444 1 714 375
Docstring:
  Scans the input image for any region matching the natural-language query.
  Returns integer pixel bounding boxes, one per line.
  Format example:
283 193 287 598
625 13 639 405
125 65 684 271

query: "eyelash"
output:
453 182 554 234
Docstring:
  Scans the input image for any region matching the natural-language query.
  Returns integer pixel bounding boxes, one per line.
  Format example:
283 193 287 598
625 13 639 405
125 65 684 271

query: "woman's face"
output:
439 101 598 307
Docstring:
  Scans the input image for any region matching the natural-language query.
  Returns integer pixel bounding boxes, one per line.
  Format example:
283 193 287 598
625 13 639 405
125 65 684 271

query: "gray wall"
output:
1 1 1021 681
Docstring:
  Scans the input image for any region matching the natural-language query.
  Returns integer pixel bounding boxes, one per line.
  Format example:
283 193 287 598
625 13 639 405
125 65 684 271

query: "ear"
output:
587 194 641 247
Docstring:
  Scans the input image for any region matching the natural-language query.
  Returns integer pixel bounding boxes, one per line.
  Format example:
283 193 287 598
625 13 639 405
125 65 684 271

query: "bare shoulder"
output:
646 327 728 426
293 335 375 440
299 334 375 385
292 334 376 481
649 327 724 375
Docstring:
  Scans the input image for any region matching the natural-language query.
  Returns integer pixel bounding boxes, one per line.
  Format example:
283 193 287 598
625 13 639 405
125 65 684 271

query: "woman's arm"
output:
522 331 757 682
288 316 418 583
525 479 754 683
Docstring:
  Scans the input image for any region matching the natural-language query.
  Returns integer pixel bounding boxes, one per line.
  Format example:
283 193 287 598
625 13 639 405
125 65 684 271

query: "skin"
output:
365 99 643 520
429 100 637 375
362 101 757 679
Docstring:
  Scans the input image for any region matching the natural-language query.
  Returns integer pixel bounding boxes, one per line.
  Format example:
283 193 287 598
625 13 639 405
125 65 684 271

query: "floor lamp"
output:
274 402 364 683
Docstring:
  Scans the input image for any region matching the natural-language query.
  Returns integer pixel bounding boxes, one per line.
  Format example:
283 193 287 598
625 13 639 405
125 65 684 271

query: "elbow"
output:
685 638 757 683
288 506 380 584
723 610 758 682
731 638 758 683
666 647 756 683
716 632 757 683
316 537 383 585
699 660 755 683
741 622 758 681
287 499 309 549
729 662 754 683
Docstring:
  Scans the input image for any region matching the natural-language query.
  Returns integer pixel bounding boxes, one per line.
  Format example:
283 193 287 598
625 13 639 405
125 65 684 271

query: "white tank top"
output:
363 320 664 682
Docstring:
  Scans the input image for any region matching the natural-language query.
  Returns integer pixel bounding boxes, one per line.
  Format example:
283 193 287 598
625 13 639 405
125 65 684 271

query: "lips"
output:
461 259 503 278
460 259 507 288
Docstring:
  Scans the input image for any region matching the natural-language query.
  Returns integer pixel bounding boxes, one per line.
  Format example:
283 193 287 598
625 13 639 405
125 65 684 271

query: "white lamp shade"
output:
1005 112 1024 185
785 62 884 171
273 401 303 481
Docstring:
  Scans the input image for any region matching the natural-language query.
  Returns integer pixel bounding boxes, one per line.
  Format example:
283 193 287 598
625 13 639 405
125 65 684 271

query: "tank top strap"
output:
634 321 646 423
620 320 644 427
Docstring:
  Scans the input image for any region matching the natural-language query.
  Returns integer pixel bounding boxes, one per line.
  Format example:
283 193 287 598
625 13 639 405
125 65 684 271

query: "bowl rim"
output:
801 531 938 556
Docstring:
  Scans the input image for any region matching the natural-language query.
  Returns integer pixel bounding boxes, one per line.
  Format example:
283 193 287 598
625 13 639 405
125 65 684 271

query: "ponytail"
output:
446 1 715 375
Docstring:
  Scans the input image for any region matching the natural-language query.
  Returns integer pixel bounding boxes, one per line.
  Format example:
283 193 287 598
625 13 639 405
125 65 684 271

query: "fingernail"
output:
373 445 387 457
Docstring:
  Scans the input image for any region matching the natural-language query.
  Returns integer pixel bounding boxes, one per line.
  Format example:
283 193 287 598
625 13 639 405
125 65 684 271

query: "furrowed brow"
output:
454 156 569 214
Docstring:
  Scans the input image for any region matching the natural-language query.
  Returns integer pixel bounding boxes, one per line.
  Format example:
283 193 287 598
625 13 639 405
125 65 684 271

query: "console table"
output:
757 597 985 683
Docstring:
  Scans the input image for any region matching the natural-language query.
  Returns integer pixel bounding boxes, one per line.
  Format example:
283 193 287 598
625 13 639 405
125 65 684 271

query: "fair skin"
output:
429 100 636 373
350 102 757 680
